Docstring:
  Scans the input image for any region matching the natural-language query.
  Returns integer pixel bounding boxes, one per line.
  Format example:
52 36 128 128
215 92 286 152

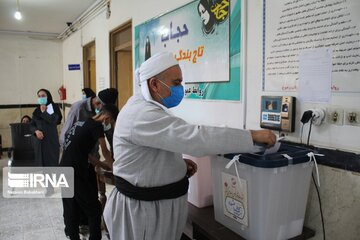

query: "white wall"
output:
63 11 114 104
62 32 83 103
82 13 110 92
0 34 63 104
0 34 63 148
246 0 360 153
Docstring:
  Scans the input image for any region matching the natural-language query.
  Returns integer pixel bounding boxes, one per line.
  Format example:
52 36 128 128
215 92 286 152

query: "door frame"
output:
83 41 96 89
109 20 132 90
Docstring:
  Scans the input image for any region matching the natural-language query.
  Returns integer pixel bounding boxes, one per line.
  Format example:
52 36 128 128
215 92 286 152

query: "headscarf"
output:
33 88 63 125
135 52 178 101
82 88 96 98
21 115 32 123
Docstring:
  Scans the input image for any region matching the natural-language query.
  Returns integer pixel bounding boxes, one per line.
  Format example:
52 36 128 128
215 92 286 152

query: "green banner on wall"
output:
135 0 242 101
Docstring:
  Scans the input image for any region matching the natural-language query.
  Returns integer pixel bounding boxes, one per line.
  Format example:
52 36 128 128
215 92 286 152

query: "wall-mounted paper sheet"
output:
299 48 332 103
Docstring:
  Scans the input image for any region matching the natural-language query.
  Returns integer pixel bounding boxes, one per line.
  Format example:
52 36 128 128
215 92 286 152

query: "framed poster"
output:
135 0 243 101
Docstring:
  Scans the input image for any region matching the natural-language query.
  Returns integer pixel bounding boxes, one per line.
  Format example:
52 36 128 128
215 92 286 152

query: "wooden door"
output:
89 60 96 93
83 41 96 92
116 51 132 108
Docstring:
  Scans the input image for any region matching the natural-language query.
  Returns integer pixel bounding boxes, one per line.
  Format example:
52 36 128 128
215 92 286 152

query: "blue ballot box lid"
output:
223 143 312 168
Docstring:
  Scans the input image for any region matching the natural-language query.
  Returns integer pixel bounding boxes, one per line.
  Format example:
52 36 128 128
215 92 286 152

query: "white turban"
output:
135 52 178 101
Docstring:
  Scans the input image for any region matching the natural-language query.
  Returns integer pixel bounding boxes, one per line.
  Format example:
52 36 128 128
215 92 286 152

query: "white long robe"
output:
104 94 255 240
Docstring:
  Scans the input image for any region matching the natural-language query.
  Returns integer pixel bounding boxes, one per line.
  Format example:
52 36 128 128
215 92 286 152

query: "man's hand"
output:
35 130 44 140
88 154 113 171
99 159 113 171
40 105 47 113
250 129 276 147
184 158 197 178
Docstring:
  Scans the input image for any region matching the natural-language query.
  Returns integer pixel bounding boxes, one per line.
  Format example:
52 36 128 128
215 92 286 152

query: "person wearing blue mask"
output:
60 95 101 146
60 88 118 146
96 87 119 151
30 89 63 195
82 88 96 99
104 52 277 240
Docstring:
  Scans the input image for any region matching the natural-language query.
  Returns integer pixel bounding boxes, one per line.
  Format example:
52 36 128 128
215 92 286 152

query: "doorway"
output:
110 21 133 109
83 41 96 93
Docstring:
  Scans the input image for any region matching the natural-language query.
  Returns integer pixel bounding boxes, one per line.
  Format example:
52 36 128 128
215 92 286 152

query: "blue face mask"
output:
158 81 184 108
95 108 100 114
82 94 87 99
38 97 47 105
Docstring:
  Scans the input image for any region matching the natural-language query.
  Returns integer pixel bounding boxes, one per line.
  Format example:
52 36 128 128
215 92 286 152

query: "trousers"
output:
62 165 102 240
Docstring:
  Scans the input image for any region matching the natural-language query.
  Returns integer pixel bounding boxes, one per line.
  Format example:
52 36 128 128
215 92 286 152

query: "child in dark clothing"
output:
60 104 119 240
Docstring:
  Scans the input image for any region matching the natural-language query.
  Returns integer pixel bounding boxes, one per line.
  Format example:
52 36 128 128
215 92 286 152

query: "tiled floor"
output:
0 157 113 240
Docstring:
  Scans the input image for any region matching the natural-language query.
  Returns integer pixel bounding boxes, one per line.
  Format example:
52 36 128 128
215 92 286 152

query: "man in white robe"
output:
104 52 276 240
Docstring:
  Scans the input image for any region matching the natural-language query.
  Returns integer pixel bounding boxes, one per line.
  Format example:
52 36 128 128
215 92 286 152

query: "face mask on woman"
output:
38 97 47 105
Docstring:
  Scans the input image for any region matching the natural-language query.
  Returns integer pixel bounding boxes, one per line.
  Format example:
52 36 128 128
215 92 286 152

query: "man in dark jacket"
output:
59 88 118 236
60 104 118 240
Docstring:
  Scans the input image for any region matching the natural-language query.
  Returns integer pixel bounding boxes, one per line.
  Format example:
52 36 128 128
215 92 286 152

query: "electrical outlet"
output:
344 109 360 126
311 108 326 126
326 108 344 125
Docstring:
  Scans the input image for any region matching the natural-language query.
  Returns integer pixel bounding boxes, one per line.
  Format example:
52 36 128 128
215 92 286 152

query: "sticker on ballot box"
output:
222 172 248 226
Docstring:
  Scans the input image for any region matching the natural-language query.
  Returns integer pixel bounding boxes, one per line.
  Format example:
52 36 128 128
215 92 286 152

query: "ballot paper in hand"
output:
46 103 54 115
252 142 282 155
252 144 266 153
263 142 281 155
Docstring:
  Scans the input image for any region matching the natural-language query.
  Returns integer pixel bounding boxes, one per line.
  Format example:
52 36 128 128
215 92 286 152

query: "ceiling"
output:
0 0 98 37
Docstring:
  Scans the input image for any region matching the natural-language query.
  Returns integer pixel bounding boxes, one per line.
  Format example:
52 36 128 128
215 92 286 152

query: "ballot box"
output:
211 144 314 240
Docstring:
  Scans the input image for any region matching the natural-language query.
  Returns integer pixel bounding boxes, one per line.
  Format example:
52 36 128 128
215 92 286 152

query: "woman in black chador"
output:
30 89 62 194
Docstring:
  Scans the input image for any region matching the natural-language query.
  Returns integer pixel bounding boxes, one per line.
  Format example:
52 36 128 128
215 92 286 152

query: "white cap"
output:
135 52 178 101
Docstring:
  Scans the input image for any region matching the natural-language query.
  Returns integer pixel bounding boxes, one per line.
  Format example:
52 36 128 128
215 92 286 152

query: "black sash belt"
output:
115 175 189 201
